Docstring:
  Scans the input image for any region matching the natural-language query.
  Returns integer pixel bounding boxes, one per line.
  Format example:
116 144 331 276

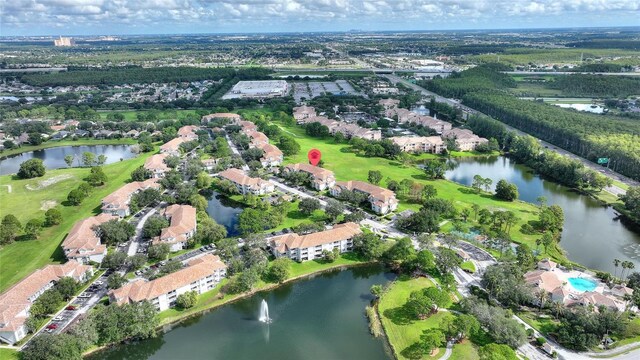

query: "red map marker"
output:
308 149 322 166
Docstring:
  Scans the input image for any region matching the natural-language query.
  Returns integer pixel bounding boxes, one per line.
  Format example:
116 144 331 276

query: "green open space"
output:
97 109 200 121
0 138 136 158
378 276 478 359
0 152 153 292
0 348 19 360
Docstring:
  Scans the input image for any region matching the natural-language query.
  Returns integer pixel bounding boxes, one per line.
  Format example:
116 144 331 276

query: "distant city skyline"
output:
2 0 640 37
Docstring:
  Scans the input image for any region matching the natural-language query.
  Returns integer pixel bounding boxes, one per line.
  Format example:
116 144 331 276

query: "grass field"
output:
0 348 19 360
98 109 200 121
0 152 152 292
0 138 136 157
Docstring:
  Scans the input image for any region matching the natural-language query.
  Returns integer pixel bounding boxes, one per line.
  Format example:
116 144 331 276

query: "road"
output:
382 73 636 196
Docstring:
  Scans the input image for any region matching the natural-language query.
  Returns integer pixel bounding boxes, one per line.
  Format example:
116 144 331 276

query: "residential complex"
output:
61 213 118 264
442 128 488 151
218 168 275 195
257 143 284 167
296 111 382 141
177 125 200 141
144 153 170 178
283 163 336 190
293 105 317 122
109 254 227 311
201 113 241 124
160 137 186 156
153 205 197 252
0 262 92 344
270 222 362 262
101 178 161 217
391 136 446 154
381 100 453 134
53 36 75 47
331 180 398 214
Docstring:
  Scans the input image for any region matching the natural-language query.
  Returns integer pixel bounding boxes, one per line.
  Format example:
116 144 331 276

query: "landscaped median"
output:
0 151 153 292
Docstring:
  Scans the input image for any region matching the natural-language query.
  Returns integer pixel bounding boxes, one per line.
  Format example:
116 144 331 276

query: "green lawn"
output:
378 276 451 359
157 254 367 324
0 348 19 360
517 311 561 335
0 138 136 157
98 109 200 121
460 261 476 273
0 152 152 292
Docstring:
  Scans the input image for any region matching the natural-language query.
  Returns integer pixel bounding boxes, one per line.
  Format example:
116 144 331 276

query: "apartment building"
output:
243 129 270 147
153 205 197 252
391 136 446 154
331 180 398 214
0 262 92 344
270 222 362 262
380 99 452 133
160 137 186 156
62 213 118 264
177 125 200 141
101 178 161 217
201 113 241 124
109 254 227 311
283 163 336 190
441 128 489 151
257 143 284 167
218 168 275 195
144 153 170 178
299 115 382 141
293 105 317 122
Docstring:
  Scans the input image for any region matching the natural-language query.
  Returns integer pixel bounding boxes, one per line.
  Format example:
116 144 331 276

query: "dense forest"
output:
16 67 272 87
463 92 640 180
547 74 640 97
419 63 515 99
570 63 627 72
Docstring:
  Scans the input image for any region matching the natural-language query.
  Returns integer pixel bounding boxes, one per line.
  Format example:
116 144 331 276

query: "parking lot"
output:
292 81 362 103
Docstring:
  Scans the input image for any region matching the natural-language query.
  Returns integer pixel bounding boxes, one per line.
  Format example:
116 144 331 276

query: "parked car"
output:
65 305 76 311
95 280 104 285
53 316 63 321
46 324 58 330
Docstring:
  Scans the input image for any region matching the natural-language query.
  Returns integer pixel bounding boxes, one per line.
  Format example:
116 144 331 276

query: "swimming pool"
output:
568 277 597 292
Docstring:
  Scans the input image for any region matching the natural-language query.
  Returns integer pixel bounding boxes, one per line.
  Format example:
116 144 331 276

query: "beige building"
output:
160 137 186 156
271 222 362 262
62 213 118 264
144 153 170 178
257 143 284 167
293 106 317 122
54 36 75 46
441 128 489 151
153 205 197 252
109 254 226 311
299 115 382 141
177 125 200 141
0 262 92 344
201 113 241 124
218 168 275 195
391 136 446 154
331 181 398 214
283 163 336 190
101 178 161 217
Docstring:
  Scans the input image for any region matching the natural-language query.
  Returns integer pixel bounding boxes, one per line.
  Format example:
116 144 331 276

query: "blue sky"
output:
2 0 639 36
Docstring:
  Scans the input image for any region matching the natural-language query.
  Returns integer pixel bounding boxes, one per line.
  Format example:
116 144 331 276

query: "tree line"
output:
547 74 640 97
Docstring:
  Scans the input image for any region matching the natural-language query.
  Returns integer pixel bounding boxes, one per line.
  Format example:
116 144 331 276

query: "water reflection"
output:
205 191 243 237
445 156 640 273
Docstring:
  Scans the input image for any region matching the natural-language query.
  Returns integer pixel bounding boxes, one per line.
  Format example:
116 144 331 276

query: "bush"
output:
45 208 63 226
176 291 198 309
267 258 292 283
17 159 46 179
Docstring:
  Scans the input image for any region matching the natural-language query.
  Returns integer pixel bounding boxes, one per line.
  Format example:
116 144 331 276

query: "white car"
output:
95 281 104 285
53 316 63 321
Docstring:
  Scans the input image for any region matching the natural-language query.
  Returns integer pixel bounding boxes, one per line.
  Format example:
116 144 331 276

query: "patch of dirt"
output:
40 200 58 211
25 174 74 191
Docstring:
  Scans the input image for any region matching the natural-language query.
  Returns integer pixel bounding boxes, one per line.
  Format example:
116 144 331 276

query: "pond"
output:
445 156 640 273
89 265 395 360
0 144 136 175
205 191 243 237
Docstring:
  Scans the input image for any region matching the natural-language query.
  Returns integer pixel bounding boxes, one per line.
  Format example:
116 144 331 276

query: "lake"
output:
89 265 395 360
0 144 136 175
446 156 640 273
205 191 243 237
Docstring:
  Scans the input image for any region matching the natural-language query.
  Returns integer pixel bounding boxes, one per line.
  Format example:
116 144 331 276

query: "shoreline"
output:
83 260 376 358
0 138 136 159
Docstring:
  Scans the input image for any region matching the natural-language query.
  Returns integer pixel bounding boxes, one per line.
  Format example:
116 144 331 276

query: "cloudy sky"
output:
2 0 639 36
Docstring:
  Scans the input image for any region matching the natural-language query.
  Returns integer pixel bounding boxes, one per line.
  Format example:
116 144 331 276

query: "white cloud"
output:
1 0 639 35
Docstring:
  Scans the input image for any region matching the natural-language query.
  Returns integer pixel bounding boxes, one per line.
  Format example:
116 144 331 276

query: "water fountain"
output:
258 299 271 323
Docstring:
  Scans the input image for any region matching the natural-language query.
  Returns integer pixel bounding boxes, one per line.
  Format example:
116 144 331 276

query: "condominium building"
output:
391 136 446 154
177 125 200 141
271 222 362 262
109 254 226 311
257 143 284 167
144 153 170 178
299 115 382 141
159 137 186 156
101 178 161 217
62 213 118 264
0 262 92 344
201 113 241 124
441 128 489 151
293 106 317 122
54 36 75 46
283 163 336 190
152 205 197 252
218 168 275 195
331 180 398 214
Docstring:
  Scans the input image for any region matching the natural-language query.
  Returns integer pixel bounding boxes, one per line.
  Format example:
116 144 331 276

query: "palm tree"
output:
623 261 635 282
552 301 564 320
613 259 621 280
537 290 549 313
